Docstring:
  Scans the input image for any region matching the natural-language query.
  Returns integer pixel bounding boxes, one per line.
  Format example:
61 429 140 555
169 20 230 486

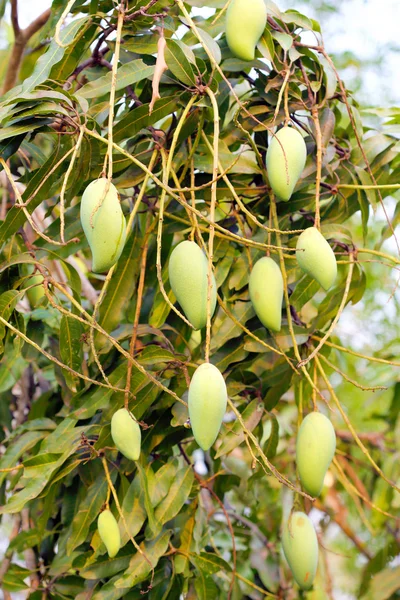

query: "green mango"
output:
266 127 307 201
111 408 141 461
97 509 120 558
188 363 227 451
21 264 45 307
296 412 336 497
80 178 126 273
249 256 283 332
296 227 337 291
168 240 217 330
282 511 318 590
226 0 267 61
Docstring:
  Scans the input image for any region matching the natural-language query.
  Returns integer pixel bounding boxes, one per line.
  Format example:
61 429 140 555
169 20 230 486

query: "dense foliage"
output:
0 0 399 599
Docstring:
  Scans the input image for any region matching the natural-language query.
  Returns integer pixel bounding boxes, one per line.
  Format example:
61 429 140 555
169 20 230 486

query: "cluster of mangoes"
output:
97 408 141 557
250 125 337 333
282 412 336 589
85 3 339 588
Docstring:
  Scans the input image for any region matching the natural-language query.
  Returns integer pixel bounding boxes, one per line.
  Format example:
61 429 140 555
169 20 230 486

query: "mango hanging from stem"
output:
80 178 126 273
282 511 319 590
188 363 227 451
225 0 267 61
266 127 307 201
249 256 283 332
296 227 337 290
111 408 141 461
97 509 120 558
168 240 217 330
296 411 336 497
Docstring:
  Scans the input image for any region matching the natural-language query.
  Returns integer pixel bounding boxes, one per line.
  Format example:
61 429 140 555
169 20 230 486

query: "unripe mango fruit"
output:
266 127 307 201
188 363 227 451
296 412 336 497
282 511 318 590
226 0 267 61
168 240 217 330
296 227 337 291
97 509 120 558
249 257 283 332
80 179 126 273
21 265 45 307
111 408 141 461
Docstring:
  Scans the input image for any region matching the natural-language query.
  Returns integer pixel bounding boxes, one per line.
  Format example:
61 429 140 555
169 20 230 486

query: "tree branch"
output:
2 2 51 94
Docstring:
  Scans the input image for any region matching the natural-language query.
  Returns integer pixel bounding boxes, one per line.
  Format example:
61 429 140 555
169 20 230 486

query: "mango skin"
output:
80 179 126 273
266 127 307 201
188 363 227 451
249 257 283 332
226 0 267 61
111 408 141 461
21 264 45 307
296 227 337 291
98 509 120 558
296 412 336 497
168 240 217 330
282 511 318 590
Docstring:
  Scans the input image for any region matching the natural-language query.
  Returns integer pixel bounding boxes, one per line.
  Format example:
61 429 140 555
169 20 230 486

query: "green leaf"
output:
148 460 178 507
290 275 321 311
175 504 196 575
77 60 154 99
362 565 400 600
0 140 73 242
271 31 293 51
119 473 147 545
215 400 263 458
263 413 279 459
8 18 89 98
194 570 219 600
0 290 19 354
113 96 180 142
67 475 108 555
0 430 46 486
95 232 143 352
190 551 232 575
165 40 197 86
113 531 172 589
137 463 157 534
59 316 83 392
150 465 194 537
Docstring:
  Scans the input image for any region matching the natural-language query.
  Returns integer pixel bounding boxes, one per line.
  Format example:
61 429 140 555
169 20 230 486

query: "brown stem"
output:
125 230 150 406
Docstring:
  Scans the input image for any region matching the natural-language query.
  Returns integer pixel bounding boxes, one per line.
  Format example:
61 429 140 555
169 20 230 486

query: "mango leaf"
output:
113 96 180 142
362 565 400 600
190 551 232 575
150 465 194 537
80 547 132 580
77 60 154 99
215 400 263 458
263 413 279 459
8 18 89 98
0 140 73 242
148 460 178 507
59 316 83 392
114 531 171 589
174 504 197 575
67 475 108 555
119 473 147 545
95 232 143 352
0 430 47 486
0 290 19 354
165 39 197 86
